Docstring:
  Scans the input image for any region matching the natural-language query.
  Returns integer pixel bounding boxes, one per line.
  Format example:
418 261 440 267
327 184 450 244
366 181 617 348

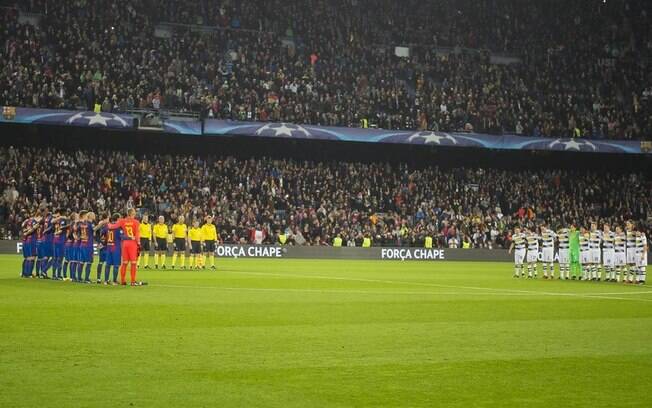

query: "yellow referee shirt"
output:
153 223 168 239
189 227 202 242
139 222 152 239
201 224 218 241
172 223 187 239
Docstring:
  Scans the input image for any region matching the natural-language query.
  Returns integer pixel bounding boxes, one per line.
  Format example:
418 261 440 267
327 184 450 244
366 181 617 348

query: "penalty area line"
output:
218 270 652 303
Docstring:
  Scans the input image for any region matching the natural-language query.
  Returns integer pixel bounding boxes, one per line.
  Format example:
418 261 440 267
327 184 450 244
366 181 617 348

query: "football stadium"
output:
1 0 652 406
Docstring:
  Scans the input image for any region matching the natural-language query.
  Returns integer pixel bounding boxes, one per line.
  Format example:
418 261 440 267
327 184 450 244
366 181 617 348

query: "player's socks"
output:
154 253 159 267
160 254 166 267
189 255 195 268
84 263 91 281
96 263 103 281
130 264 137 283
62 260 68 279
112 266 119 282
144 253 149 268
119 264 127 284
180 254 186 268
172 253 177 268
104 263 111 282
210 254 215 268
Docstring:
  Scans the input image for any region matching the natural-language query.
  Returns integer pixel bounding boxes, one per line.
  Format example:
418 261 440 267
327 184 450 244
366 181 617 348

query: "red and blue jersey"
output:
98 225 109 247
22 218 37 243
36 215 53 243
80 221 94 247
106 227 122 252
53 218 68 244
66 222 75 245
72 222 82 247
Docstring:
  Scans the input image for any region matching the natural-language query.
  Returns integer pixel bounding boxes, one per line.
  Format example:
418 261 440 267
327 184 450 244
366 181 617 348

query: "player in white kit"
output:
579 228 591 280
601 224 615 282
589 222 602 281
635 230 648 284
508 227 527 278
625 222 638 283
525 228 540 278
557 226 570 280
540 225 556 279
614 226 627 282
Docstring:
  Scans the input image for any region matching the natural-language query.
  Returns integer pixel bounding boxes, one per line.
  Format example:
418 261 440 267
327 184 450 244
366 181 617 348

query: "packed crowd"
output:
1 146 650 248
1 0 651 139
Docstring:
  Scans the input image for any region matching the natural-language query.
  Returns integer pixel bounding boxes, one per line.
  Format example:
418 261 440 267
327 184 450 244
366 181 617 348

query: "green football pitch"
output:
1 255 651 407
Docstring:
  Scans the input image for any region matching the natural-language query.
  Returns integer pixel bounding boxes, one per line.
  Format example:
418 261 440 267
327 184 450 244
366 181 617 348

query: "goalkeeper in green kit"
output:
569 224 581 279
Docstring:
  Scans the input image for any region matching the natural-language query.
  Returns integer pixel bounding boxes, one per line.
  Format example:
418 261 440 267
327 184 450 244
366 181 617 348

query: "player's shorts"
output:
541 247 554 263
155 238 167 251
526 249 539 263
204 240 216 253
72 244 81 261
614 251 626 267
36 241 53 258
514 249 526 265
580 251 590 265
602 249 615 268
174 238 186 251
122 241 138 262
99 247 107 263
53 241 65 259
140 238 151 251
22 241 35 258
637 252 648 268
79 246 93 263
626 248 637 265
191 241 202 254
108 249 122 266
590 249 601 264
558 248 570 265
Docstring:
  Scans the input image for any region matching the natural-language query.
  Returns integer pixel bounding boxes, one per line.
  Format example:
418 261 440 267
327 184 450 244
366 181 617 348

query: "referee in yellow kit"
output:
153 215 169 269
171 215 188 269
201 215 219 270
138 214 152 269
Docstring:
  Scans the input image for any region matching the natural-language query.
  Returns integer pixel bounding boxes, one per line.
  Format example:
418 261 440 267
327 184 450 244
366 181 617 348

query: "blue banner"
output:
2 107 648 154
162 119 202 135
1 107 135 129
199 120 649 155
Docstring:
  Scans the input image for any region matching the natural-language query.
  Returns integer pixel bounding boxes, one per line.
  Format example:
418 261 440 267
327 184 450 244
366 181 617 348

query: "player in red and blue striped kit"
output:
70 211 85 282
78 211 98 283
63 212 78 281
51 208 68 280
104 213 123 285
35 207 54 278
21 210 39 278
96 213 110 283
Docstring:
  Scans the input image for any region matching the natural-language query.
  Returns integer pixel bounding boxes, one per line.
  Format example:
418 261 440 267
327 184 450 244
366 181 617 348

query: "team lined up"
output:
20 206 142 285
509 221 648 284
20 207 220 284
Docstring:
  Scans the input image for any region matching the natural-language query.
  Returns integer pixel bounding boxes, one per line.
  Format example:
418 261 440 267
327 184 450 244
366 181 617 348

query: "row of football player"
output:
19 207 147 285
508 221 648 284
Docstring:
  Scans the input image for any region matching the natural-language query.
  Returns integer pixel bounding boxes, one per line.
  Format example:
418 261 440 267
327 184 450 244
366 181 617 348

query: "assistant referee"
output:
153 215 169 269
138 214 152 269
201 215 219 270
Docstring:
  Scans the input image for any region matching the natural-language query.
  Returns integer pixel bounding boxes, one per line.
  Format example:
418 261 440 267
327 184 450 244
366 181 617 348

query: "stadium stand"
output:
1 0 651 139
0 146 649 247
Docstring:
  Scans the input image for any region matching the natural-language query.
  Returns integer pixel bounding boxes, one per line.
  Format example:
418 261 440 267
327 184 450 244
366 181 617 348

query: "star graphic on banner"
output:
66 112 127 127
255 123 311 137
548 139 596 151
407 131 458 145
87 113 109 126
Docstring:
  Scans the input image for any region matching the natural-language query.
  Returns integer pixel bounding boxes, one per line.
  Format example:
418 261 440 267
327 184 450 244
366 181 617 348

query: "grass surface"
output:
1 255 651 407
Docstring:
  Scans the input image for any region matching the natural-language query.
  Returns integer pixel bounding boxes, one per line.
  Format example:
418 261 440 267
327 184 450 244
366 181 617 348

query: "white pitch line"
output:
218 270 652 303
152 283 543 297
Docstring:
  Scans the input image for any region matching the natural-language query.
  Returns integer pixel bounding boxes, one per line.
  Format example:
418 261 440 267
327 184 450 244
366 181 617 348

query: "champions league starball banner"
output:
197 119 650 155
1 107 135 129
